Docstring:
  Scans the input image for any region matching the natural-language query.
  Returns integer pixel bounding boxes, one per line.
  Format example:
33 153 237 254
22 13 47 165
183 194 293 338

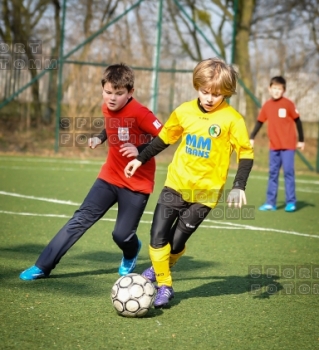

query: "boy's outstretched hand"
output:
226 189 247 208
88 137 102 149
124 159 142 178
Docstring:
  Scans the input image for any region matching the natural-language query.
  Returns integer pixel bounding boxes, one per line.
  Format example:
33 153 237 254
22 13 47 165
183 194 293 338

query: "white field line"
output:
0 157 104 165
246 174 319 186
0 166 317 193
0 165 318 192
0 165 99 172
0 165 168 174
1 156 319 184
0 191 318 239
0 191 82 206
0 210 242 230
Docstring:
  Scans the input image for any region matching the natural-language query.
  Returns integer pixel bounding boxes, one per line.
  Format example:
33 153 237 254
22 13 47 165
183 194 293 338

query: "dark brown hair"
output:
101 63 134 91
270 76 286 90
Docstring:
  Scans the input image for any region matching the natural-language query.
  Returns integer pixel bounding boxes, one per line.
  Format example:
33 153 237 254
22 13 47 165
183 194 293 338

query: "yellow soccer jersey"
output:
159 99 254 208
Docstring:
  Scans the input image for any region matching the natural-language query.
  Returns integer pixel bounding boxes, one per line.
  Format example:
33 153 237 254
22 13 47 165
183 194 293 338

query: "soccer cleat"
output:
259 203 277 211
142 266 156 283
285 202 296 212
154 285 174 308
118 239 142 276
19 265 46 281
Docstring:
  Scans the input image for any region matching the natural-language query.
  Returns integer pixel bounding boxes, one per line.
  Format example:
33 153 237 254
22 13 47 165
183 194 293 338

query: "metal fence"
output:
1 64 318 130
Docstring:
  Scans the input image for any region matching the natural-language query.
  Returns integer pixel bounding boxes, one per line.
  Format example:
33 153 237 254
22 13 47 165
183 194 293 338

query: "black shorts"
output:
150 187 211 252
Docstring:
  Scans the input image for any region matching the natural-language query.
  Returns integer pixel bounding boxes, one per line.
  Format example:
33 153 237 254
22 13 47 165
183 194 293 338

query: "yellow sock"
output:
149 244 172 287
169 246 186 268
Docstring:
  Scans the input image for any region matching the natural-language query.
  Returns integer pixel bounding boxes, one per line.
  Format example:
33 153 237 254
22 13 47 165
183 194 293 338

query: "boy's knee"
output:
112 229 135 246
112 230 122 245
150 241 167 249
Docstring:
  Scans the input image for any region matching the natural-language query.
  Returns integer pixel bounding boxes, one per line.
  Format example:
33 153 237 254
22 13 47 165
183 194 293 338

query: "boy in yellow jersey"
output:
124 57 254 308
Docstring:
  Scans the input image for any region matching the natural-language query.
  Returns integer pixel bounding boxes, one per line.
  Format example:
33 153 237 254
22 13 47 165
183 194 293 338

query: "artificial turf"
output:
0 155 318 350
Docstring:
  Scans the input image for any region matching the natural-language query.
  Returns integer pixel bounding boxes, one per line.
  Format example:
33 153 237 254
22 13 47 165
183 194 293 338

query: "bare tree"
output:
234 0 256 127
2 0 317 133
251 0 319 72
162 0 257 125
44 0 61 125
165 0 232 61
0 0 56 128
60 0 121 123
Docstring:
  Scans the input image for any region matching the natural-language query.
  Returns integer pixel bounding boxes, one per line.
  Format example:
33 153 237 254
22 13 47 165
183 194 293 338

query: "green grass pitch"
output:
0 155 318 350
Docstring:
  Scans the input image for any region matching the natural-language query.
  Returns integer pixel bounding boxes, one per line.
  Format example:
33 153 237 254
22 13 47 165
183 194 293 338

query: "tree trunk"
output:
234 0 257 128
11 0 42 128
44 0 61 126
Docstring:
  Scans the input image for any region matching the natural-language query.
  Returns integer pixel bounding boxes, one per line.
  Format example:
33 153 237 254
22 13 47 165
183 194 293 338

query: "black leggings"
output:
150 187 211 253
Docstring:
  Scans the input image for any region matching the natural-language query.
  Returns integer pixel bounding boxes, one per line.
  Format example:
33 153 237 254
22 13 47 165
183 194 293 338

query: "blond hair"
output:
193 57 238 98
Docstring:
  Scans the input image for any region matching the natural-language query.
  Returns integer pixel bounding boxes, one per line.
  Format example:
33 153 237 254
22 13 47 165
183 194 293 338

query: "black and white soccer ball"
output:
111 273 156 317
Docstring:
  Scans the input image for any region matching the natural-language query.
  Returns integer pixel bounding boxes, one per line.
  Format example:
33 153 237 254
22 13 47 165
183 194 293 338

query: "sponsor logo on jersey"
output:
118 127 129 141
208 124 221 138
278 108 287 118
185 134 211 158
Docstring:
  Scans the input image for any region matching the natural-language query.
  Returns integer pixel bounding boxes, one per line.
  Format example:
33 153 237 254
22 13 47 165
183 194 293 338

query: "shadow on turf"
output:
8 245 280 302
276 200 314 211
45 256 215 279
169 274 283 308
4 246 216 289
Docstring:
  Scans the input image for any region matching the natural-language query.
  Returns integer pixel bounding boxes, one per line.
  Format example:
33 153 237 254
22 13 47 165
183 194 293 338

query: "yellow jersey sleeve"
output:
159 110 184 145
230 117 254 162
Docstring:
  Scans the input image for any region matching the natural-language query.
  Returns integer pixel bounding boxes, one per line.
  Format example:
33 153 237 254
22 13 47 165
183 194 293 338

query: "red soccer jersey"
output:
98 98 163 193
257 96 299 150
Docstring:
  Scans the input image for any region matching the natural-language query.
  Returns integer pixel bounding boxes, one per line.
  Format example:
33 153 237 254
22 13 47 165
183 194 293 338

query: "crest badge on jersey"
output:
278 108 287 118
209 124 221 138
118 127 129 141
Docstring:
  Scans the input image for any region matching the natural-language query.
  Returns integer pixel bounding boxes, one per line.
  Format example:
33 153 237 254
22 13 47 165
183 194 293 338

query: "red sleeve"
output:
289 101 300 120
137 105 163 137
257 104 267 123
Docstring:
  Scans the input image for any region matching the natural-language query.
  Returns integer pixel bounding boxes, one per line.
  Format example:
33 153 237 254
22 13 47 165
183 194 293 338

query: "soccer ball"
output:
111 273 156 317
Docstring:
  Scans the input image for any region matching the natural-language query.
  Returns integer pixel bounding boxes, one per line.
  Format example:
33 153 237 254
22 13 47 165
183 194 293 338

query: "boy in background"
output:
250 76 305 212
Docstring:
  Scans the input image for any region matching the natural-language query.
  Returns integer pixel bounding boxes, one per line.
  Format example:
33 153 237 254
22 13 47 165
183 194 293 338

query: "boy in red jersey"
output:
124 57 254 308
250 76 305 212
20 63 162 280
